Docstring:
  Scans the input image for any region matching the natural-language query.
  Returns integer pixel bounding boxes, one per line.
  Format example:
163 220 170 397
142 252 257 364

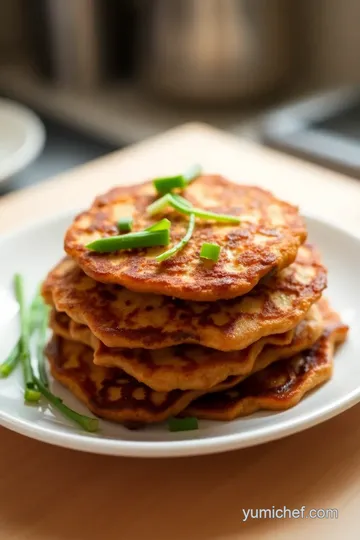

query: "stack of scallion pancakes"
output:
41 167 349 432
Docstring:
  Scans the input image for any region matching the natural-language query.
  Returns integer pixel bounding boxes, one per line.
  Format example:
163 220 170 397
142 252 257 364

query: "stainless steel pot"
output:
137 0 290 103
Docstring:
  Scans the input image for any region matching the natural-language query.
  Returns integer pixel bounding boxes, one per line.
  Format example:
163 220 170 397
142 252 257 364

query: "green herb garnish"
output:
171 194 192 208
153 175 186 194
153 164 202 194
117 216 133 233
168 416 199 432
146 194 173 216
145 218 171 232
1 275 99 432
200 242 221 262
34 377 99 432
14 274 41 402
0 342 20 377
147 193 240 224
36 301 50 387
29 285 46 333
86 229 170 253
0 285 49 379
156 214 195 262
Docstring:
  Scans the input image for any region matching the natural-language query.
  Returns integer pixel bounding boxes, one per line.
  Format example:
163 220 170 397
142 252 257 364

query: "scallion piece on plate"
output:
28 286 50 386
200 242 221 262
117 216 133 233
36 304 50 387
0 342 20 377
156 213 195 262
0 284 49 379
14 274 41 402
34 377 99 432
145 218 171 232
86 229 170 253
168 416 199 432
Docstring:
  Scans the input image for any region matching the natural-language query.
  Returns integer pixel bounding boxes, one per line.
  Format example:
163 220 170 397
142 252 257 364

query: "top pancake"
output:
64 175 307 301
42 244 327 351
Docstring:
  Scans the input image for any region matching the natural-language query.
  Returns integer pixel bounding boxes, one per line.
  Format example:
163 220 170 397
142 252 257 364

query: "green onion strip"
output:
156 214 195 262
168 416 199 432
147 193 240 224
117 216 133 233
86 229 170 253
200 242 221 262
153 164 202 194
15 274 41 402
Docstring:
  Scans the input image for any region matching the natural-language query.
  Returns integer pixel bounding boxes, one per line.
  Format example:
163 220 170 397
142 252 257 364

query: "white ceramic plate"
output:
0 98 45 186
0 212 357 457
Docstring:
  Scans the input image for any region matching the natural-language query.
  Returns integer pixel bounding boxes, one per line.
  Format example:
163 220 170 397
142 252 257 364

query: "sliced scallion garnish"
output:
147 194 172 216
200 242 221 262
153 175 186 194
145 218 171 232
34 377 99 432
171 194 192 208
86 229 170 253
156 214 195 262
0 275 99 432
15 274 41 402
170 196 240 224
147 193 240 224
36 302 50 387
168 416 199 432
1 284 48 380
0 342 20 377
117 216 133 233
153 164 202 194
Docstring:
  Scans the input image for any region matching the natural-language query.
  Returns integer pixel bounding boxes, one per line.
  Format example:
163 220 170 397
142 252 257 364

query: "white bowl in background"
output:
0 98 45 186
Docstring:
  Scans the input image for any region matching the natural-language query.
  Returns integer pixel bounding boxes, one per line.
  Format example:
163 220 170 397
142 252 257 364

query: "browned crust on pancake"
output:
185 307 348 420
42 244 327 351
49 303 323 392
64 176 307 301
47 305 347 425
46 336 201 423
212 301 327 393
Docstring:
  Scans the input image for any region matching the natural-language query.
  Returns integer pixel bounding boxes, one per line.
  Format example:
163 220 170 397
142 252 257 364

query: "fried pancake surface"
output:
42 244 326 351
47 302 342 425
47 305 327 425
64 176 307 301
50 303 324 392
185 305 348 420
46 335 201 424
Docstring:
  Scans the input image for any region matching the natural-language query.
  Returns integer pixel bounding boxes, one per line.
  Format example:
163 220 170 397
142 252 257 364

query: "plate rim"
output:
0 209 358 458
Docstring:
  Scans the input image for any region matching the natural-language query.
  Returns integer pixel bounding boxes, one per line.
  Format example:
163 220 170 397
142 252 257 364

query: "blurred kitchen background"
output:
2 0 360 193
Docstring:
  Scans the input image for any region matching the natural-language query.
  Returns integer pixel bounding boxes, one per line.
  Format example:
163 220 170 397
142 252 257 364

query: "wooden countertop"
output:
0 123 359 539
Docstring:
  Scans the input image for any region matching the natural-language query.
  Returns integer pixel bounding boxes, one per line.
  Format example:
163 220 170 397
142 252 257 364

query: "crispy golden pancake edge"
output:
49 303 324 392
42 244 327 351
185 306 348 420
